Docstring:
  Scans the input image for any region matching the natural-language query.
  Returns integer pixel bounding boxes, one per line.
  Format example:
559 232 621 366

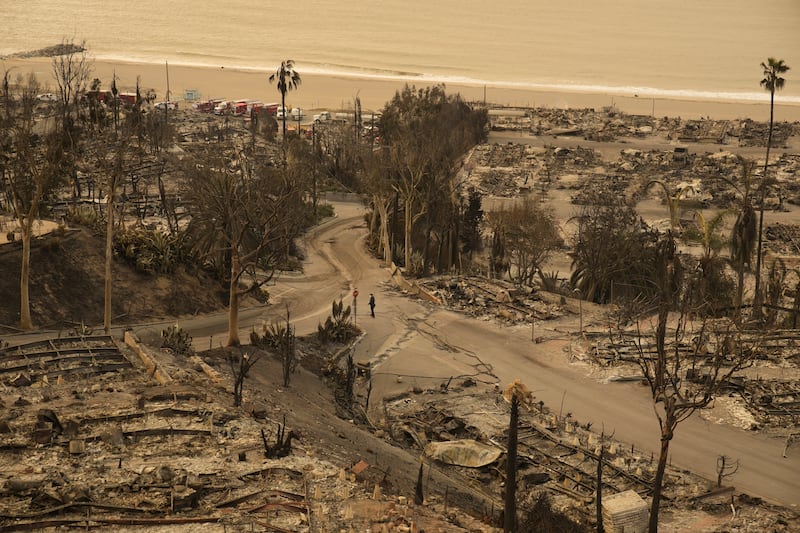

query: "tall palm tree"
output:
269 60 301 139
753 57 789 318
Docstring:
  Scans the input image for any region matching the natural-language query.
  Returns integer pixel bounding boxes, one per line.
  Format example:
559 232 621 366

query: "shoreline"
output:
4 57 800 122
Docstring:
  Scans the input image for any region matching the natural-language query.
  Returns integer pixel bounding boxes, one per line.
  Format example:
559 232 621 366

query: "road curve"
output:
312 201 799 509
3 198 797 508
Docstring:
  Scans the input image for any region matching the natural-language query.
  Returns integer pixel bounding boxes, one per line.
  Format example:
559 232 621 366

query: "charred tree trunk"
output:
19 225 33 330
504 395 519 532
648 429 673 533
227 252 241 346
414 462 424 505
104 192 114 333
596 445 605 533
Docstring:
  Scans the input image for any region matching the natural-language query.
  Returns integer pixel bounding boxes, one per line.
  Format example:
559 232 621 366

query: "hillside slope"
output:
0 228 226 332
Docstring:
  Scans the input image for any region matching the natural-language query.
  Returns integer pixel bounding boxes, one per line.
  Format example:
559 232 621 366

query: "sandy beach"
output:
4 57 800 122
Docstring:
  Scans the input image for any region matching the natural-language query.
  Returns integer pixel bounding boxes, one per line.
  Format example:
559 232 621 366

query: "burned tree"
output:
229 351 260 408
716 455 739 488
502 379 533 532
626 233 760 532
250 305 298 387
50 38 91 142
486 197 562 286
1 74 68 329
183 147 304 346
261 415 300 459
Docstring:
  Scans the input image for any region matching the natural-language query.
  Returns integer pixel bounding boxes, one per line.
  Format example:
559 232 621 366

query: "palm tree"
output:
753 57 790 319
645 179 695 232
686 209 732 315
727 157 758 318
269 60 301 139
502 380 532 532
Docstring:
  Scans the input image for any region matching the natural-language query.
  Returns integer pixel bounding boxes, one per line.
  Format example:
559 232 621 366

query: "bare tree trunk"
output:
368 201 378 248
281 92 287 140
375 196 392 265
404 197 413 270
423 224 432 276
504 396 519 532
104 194 114 333
227 252 241 346
648 432 672 533
754 90 775 320
596 445 605 533
735 263 745 321
19 225 33 330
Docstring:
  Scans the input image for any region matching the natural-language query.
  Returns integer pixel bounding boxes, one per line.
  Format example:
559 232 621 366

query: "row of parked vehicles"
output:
191 99 334 124
191 99 279 117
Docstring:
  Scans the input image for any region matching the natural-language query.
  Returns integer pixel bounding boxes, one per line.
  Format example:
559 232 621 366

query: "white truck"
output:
213 100 231 115
313 111 331 123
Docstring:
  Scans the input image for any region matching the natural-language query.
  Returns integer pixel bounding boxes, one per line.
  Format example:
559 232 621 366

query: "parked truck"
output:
213 100 231 115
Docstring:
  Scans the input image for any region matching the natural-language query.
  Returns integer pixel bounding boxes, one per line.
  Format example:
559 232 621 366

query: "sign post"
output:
353 289 359 326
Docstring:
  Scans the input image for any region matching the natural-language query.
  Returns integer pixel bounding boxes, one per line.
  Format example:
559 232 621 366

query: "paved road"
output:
249 199 800 510
4 199 798 509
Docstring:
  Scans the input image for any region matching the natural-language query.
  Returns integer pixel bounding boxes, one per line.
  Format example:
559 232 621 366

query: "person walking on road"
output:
369 293 376 317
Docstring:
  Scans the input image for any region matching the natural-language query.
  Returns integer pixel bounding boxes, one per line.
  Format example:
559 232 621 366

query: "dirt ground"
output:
0 228 228 333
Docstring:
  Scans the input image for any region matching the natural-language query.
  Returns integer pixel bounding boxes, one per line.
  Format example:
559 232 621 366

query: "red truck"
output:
191 98 225 113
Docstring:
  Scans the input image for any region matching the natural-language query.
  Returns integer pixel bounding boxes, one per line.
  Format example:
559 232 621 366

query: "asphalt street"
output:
3 198 798 509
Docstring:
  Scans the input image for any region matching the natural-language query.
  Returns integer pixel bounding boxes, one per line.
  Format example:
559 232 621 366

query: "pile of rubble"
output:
463 143 800 239
416 276 566 325
380 386 798 532
0 334 497 532
586 327 800 434
737 119 798 148
490 106 799 149
765 222 800 256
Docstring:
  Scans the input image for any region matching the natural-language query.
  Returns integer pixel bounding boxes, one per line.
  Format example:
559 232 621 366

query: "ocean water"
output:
1 0 799 103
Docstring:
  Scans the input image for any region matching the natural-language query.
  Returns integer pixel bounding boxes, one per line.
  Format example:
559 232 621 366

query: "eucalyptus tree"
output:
487 197 562 286
2 76 68 329
86 133 131 333
269 60 301 140
359 147 395 264
182 146 305 346
378 84 487 272
753 57 789 319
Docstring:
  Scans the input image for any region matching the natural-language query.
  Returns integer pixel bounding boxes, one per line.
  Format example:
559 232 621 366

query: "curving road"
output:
3 198 797 509
213 198 798 510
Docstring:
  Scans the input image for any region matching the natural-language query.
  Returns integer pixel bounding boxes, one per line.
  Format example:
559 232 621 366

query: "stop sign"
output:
353 289 359 298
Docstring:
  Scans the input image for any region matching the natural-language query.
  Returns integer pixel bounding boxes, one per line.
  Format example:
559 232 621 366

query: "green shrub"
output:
316 203 334 219
250 320 288 350
161 323 194 355
114 228 188 274
65 205 104 233
317 298 359 344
